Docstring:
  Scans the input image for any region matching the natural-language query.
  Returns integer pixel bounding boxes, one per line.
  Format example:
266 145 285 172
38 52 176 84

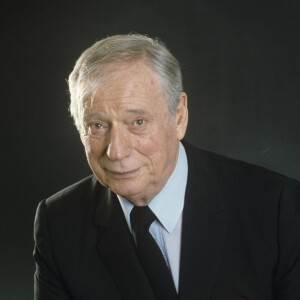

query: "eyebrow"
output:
83 113 104 122
84 109 151 122
123 109 150 116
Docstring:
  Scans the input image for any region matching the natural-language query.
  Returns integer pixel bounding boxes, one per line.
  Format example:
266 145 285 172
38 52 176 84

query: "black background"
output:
2 0 299 299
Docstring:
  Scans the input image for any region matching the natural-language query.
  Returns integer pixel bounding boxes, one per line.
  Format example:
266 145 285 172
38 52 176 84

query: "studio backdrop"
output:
2 0 299 299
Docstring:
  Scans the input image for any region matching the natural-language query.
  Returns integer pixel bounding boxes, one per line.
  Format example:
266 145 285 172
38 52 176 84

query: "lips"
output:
105 168 140 178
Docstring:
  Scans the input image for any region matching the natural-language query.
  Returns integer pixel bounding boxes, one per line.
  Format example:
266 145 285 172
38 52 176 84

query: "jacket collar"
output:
92 182 156 300
179 141 228 300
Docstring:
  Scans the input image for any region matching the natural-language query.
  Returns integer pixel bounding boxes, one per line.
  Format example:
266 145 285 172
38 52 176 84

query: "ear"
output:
79 129 85 145
175 92 188 140
79 128 89 149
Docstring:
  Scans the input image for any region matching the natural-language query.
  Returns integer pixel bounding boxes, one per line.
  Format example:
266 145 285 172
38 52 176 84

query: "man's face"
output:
81 61 188 205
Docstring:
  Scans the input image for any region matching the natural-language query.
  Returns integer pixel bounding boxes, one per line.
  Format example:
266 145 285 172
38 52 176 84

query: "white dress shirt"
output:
117 142 188 292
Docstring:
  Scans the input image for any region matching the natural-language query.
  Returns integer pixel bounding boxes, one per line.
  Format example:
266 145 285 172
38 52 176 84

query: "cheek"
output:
144 125 176 150
135 129 176 166
81 135 92 153
83 137 106 159
136 132 161 157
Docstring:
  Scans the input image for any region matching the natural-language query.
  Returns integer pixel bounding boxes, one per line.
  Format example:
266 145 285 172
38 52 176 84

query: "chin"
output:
108 183 141 198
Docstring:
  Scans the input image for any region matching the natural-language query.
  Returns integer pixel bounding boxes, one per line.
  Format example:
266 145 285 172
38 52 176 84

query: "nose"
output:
106 125 132 161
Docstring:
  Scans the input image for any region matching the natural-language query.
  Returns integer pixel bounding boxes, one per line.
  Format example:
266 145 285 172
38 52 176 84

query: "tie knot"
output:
130 205 156 233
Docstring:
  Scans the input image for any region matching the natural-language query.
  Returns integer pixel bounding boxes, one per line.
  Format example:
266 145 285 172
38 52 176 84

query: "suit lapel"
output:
93 186 156 300
179 145 228 300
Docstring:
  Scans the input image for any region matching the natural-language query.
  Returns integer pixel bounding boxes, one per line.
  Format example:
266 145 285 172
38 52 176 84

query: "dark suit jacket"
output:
33 142 300 300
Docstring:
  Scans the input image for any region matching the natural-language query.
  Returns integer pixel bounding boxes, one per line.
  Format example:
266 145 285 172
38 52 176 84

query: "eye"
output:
133 119 145 127
87 122 107 138
93 123 102 129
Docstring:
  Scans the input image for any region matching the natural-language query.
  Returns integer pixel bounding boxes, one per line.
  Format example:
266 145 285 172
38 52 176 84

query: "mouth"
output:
105 168 140 179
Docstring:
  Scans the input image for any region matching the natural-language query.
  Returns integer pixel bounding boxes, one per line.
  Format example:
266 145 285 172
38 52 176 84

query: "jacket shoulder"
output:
183 140 300 191
37 175 106 223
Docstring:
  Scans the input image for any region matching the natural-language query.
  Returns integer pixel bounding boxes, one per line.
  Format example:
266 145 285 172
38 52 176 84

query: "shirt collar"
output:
117 142 188 234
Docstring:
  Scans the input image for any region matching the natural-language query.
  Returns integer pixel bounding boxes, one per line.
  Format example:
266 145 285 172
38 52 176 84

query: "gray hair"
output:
68 34 183 131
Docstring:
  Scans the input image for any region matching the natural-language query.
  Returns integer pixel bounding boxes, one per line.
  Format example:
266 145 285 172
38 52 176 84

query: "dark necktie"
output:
130 205 178 300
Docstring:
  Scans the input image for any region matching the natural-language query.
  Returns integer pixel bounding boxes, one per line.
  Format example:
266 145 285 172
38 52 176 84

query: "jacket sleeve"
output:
33 200 72 300
274 178 300 300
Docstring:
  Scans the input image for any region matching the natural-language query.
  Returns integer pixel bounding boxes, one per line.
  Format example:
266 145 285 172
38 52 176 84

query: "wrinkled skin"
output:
81 61 188 206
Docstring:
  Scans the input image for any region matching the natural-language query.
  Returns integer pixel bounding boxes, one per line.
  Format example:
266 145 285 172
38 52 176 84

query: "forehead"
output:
93 61 164 104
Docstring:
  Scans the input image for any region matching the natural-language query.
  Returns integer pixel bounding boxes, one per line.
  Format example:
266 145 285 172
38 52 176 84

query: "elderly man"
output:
34 34 300 300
